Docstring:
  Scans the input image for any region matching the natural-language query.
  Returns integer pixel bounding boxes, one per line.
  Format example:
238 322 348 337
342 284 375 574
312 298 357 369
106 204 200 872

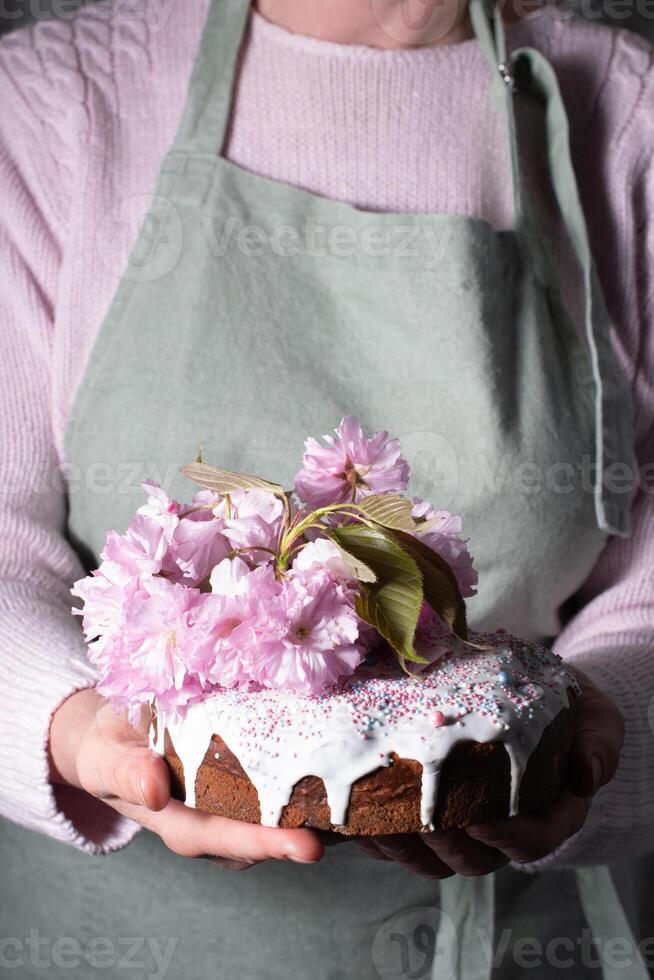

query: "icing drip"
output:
153 629 577 829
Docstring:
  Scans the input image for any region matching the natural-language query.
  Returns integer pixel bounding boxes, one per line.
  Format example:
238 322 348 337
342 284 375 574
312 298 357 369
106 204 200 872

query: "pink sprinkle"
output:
433 710 445 727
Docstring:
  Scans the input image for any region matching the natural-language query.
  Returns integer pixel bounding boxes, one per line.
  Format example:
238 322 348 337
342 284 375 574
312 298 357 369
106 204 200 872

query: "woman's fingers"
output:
111 797 325 865
367 834 455 878
462 670 622 866
352 838 393 863
355 827 509 878
420 828 510 876
566 667 625 799
167 803 325 864
466 790 590 863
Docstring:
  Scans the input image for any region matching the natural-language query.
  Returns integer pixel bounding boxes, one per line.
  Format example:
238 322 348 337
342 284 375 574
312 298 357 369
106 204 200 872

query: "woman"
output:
0 0 652 976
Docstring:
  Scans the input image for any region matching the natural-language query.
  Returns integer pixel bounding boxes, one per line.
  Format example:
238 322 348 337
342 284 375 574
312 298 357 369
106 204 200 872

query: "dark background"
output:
0 0 653 40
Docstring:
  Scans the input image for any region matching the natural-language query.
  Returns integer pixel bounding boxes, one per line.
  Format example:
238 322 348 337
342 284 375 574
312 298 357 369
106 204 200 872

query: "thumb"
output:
568 668 625 798
79 701 170 811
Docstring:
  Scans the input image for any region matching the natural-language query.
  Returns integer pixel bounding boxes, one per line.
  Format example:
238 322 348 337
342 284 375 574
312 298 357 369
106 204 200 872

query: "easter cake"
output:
158 629 577 835
73 416 578 836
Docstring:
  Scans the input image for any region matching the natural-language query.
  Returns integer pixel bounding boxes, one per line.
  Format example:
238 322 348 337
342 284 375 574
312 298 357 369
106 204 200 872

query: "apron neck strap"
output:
172 0 252 155
468 0 525 229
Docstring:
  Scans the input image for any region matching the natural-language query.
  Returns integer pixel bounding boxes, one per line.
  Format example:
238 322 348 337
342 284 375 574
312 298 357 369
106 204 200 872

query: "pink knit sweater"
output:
0 0 653 867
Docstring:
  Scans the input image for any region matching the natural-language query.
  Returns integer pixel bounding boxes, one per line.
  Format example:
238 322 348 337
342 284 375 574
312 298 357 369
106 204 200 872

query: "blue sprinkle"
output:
497 670 513 686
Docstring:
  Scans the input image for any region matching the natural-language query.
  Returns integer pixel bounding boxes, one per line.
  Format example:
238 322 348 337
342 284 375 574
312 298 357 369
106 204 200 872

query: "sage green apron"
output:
1 1 648 978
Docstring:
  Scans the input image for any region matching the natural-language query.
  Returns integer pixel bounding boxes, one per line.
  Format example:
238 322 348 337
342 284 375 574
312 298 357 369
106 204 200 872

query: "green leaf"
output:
181 462 285 498
328 541 377 584
356 493 421 532
355 587 427 666
385 529 468 641
329 524 426 664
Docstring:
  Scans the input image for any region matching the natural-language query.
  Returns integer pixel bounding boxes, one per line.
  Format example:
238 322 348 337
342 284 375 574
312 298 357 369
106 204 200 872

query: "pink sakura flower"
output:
72 559 138 644
189 597 253 690
209 554 279 600
87 577 204 721
291 537 380 650
411 498 478 598
101 517 171 578
114 483 231 586
98 483 183 582
142 481 231 584
171 510 231 585
292 537 356 583
294 416 410 508
215 489 284 560
245 567 364 694
137 481 182 532
184 488 221 514
190 558 279 688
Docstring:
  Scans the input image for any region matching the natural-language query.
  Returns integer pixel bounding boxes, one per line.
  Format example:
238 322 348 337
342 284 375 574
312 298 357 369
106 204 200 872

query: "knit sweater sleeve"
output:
521 28 654 870
0 23 139 854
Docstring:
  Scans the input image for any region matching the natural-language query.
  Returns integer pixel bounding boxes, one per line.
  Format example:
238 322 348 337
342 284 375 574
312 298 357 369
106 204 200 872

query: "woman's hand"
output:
355 667 625 877
49 688 324 870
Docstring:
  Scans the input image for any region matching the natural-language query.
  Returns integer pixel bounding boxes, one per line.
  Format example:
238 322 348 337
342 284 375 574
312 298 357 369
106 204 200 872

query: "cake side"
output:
164 697 574 834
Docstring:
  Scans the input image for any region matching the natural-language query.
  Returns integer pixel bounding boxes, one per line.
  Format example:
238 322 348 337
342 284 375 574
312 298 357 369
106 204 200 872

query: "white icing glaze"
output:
151 629 577 829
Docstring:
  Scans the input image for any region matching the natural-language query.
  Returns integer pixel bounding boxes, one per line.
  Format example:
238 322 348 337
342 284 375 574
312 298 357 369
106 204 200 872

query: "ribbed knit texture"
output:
0 0 652 865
